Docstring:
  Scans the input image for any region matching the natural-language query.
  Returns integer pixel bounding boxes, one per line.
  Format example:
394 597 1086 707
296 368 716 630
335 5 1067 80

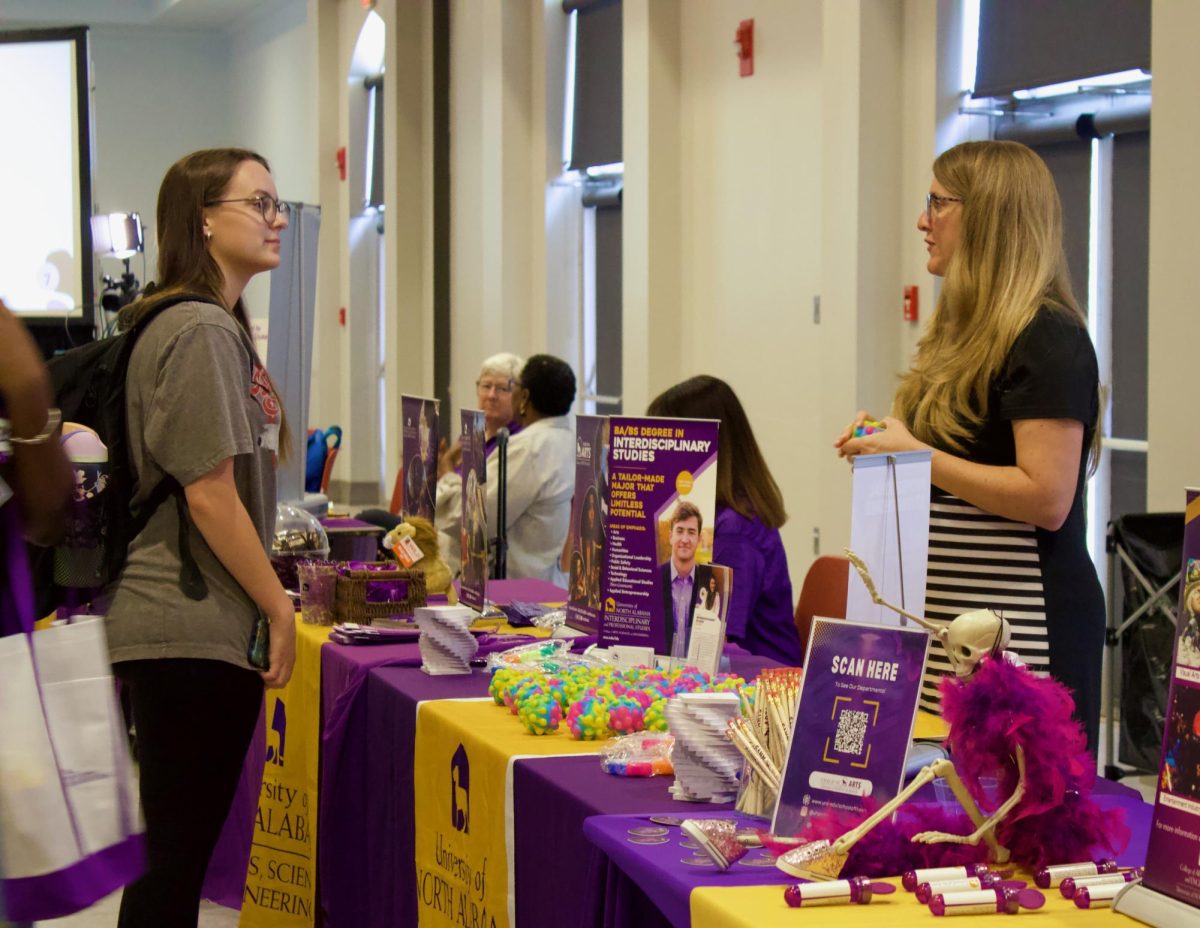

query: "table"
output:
201 578 568 926
352 651 779 928
318 577 571 927
583 777 1153 927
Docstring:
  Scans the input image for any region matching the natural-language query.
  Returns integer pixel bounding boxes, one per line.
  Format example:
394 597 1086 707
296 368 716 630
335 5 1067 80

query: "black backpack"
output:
30 293 213 617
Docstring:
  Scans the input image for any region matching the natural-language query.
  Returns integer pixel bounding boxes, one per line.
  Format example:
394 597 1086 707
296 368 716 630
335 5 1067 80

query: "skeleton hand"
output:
910 830 980 846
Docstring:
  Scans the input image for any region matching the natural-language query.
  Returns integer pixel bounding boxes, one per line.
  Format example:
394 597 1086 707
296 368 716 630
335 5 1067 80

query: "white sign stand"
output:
845 451 932 626
1114 883 1200 927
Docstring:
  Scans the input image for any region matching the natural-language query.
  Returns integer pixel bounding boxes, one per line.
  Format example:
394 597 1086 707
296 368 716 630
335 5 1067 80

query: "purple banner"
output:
458 409 488 611
599 416 718 654
773 618 929 837
565 415 608 635
400 395 440 522
1142 488 1200 907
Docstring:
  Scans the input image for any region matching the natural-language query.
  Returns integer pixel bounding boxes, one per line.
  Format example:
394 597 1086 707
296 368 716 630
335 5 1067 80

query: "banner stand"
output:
1114 883 1200 926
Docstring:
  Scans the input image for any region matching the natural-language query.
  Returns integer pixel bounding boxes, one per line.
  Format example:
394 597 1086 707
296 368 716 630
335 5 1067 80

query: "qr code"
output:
834 709 868 755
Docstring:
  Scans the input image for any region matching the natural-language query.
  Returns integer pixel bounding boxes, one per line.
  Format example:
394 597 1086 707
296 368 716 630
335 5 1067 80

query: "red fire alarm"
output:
735 19 754 77
338 307 347 327
336 146 347 182
903 285 919 322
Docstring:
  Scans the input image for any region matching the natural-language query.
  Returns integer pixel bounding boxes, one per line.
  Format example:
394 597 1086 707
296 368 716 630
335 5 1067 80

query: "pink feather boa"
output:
939 655 1129 869
782 656 1128 877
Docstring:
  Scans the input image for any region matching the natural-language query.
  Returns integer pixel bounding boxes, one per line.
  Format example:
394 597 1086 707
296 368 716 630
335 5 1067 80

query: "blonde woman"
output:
835 141 1104 753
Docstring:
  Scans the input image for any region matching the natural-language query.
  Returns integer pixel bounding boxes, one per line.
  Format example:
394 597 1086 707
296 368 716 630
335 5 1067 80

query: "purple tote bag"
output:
0 501 145 921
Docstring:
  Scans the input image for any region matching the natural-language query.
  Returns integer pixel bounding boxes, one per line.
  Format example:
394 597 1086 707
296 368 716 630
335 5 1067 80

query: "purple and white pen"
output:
1060 869 1142 899
783 876 896 907
1034 858 1118 889
903 863 993 892
929 887 1045 916
916 873 1015 904
1075 879 1139 909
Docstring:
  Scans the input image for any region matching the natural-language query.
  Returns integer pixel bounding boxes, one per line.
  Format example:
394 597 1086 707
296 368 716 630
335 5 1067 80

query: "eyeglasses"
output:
207 195 291 224
476 379 514 395
925 192 963 222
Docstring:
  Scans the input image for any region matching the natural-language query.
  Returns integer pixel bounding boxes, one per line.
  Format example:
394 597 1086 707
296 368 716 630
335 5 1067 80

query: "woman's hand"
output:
186 458 301 682
262 605 296 689
836 416 930 462
832 409 871 455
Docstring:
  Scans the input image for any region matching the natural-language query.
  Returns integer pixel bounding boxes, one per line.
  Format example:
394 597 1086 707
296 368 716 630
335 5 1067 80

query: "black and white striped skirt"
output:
921 490 1049 712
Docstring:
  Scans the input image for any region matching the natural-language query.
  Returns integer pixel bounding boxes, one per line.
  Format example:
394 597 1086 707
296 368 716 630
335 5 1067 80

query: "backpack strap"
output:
121 293 220 602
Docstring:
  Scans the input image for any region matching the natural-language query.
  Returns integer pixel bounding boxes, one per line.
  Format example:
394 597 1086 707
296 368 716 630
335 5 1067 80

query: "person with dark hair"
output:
648 375 799 665
440 353 576 582
659 500 705 657
106 148 296 926
1 300 73 928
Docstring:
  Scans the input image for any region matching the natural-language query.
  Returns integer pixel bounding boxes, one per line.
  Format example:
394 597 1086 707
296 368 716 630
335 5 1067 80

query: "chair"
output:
793 554 850 660
320 445 339 496
1104 512 1183 778
305 425 343 495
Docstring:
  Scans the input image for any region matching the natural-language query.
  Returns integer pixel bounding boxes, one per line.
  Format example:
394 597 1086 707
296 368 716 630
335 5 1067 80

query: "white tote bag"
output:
0 509 144 921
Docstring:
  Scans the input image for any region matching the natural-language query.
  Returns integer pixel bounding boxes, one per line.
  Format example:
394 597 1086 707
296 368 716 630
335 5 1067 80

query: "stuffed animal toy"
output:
383 515 456 600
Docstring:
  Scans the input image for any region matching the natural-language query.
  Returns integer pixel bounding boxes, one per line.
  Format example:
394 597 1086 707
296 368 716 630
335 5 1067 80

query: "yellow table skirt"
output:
691 877 1141 926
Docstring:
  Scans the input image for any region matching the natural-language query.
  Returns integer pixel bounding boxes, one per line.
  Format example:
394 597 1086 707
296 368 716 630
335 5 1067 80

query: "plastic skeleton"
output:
779 550 1022 880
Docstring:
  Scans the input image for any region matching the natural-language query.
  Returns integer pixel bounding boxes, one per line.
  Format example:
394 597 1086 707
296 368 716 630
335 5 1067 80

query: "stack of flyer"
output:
415 605 478 675
666 692 743 802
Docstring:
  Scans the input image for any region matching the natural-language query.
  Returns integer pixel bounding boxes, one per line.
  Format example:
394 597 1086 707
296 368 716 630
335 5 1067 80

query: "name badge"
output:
259 422 280 452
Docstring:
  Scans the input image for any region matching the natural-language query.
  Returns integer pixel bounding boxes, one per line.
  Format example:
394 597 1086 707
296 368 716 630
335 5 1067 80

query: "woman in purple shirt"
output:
647 376 800 665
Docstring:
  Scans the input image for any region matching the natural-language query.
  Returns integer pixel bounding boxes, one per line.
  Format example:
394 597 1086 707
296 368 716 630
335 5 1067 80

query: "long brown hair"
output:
122 148 291 456
894 141 1086 453
647 375 787 529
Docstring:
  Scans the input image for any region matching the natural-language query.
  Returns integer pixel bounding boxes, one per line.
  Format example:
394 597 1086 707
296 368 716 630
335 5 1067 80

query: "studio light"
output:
91 212 144 313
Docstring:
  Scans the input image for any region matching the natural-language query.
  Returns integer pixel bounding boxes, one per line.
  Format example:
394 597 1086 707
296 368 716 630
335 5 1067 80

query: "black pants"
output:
116 659 262 928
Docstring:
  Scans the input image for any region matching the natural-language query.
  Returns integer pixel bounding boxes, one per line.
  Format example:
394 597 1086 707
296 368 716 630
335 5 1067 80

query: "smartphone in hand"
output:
247 615 270 670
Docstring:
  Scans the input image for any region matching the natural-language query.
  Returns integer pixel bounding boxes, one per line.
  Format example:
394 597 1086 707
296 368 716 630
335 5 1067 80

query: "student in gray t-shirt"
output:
104 149 296 928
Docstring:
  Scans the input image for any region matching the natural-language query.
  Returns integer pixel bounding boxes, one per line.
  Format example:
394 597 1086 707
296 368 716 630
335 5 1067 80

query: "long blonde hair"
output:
894 141 1085 453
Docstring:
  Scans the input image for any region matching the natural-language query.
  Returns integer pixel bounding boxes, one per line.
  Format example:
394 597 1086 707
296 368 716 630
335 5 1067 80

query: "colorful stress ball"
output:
608 698 647 734
518 692 563 735
567 696 612 740
487 668 511 704
644 699 669 732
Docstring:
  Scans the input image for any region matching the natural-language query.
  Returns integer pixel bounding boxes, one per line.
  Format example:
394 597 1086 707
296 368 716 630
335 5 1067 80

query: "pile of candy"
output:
599 731 674 777
488 663 746 738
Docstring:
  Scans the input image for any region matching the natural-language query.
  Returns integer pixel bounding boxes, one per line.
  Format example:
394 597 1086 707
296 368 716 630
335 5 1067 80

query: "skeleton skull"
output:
944 609 1010 677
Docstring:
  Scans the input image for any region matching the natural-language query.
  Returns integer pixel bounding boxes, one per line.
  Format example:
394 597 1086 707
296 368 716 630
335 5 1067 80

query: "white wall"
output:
87 26 232 282
1147 0 1200 509
674 0 824 582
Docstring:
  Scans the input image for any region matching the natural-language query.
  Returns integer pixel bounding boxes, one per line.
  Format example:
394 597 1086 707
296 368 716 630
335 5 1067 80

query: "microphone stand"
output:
494 428 509 579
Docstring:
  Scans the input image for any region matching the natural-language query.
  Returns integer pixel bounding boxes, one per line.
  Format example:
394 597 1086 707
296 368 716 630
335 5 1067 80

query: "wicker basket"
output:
333 563 427 626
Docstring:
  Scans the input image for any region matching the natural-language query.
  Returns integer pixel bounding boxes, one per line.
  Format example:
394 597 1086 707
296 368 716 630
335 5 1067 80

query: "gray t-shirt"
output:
106 301 279 668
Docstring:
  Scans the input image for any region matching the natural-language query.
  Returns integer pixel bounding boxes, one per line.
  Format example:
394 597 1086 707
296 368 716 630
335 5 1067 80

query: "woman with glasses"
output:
835 140 1104 754
438 355 577 582
433 353 523 571
107 148 296 925
436 352 524 478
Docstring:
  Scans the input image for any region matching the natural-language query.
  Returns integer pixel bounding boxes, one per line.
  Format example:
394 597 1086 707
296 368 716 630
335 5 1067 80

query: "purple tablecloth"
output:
509 652 779 928
319 575 572 926
582 777 1154 928
359 666 492 928
341 649 780 928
